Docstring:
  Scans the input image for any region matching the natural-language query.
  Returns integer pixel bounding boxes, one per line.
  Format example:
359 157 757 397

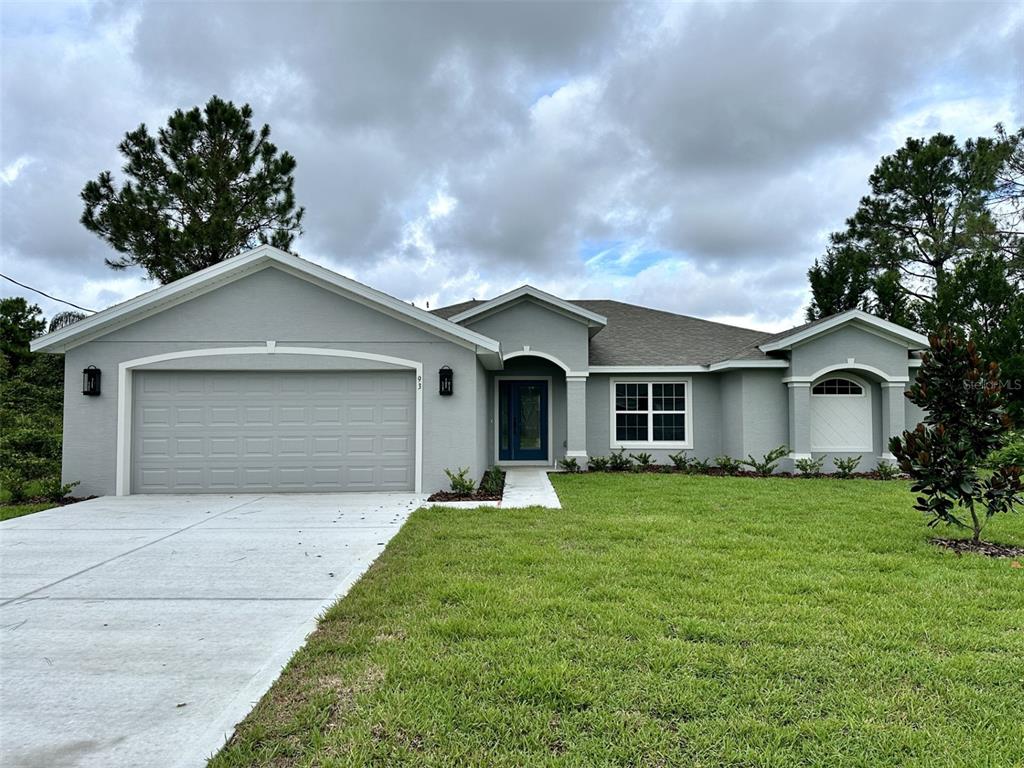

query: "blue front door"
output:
498 380 549 461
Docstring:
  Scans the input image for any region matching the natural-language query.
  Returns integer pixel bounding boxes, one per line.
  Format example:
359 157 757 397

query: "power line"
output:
0 272 96 313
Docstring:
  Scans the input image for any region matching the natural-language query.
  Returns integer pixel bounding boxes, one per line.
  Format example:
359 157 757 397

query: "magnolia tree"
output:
890 329 1022 543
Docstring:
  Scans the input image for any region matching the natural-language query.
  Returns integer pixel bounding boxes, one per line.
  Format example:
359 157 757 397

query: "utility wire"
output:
0 272 96 313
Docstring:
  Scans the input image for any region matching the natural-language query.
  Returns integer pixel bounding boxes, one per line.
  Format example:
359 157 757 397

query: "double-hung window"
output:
611 379 691 449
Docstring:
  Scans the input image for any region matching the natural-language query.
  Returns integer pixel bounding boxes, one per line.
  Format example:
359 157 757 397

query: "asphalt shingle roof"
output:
431 298 779 366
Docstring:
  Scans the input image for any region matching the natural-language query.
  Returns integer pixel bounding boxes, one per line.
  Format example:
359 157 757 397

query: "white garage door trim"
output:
116 345 424 496
809 373 873 453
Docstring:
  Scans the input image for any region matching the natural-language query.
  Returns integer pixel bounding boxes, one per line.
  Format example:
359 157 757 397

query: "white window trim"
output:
811 377 866 397
609 377 693 450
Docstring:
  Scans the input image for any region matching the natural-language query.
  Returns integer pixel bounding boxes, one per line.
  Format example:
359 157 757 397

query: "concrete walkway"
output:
0 492 423 768
500 468 562 508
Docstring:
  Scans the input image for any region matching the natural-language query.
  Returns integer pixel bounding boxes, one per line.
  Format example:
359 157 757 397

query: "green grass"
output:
210 475 1024 767
0 501 53 521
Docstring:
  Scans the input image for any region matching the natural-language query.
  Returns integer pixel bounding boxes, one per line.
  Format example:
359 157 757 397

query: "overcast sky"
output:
2 1 1022 332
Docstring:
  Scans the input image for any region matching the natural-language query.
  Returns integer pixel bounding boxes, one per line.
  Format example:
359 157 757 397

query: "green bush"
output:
587 456 610 472
689 457 712 473
874 459 901 481
479 467 504 495
629 452 653 470
741 446 788 477
39 477 80 503
558 457 581 473
444 467 476 495
794 456 825 476
0 467 31 503
608 449 632 472
833 455 862 478
668 451 691 471
986 431 1024 470
715 455 742 475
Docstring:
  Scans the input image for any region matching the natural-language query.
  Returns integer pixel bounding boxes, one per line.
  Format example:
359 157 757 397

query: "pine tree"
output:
81 96 304 284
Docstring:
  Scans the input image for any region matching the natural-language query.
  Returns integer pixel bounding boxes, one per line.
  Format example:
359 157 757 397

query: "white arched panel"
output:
810 374 872 453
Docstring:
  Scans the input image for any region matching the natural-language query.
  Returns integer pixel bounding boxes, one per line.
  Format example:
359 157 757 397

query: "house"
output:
31 245 929 496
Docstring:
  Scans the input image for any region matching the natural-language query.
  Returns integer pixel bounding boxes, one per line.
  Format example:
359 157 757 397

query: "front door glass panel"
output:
498 380 548 461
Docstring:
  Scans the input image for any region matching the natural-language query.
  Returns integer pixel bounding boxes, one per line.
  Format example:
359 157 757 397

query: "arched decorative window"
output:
812 377 864 396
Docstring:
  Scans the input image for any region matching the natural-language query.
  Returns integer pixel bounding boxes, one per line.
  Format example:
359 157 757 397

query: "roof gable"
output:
30 245 501 362
757 309 928 353
449 285 607 336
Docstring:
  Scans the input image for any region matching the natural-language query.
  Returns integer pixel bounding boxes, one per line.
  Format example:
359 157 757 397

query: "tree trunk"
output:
969 502 982 544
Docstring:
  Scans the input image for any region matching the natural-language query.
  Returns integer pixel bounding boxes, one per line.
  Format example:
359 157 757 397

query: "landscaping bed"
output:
933 536 1024 559
427 467 505 503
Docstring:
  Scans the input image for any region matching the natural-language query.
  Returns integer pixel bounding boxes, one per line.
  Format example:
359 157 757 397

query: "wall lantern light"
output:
82 366 102 396
439 365 453 396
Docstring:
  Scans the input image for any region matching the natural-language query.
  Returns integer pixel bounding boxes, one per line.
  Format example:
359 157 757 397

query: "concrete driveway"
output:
0 493 423 768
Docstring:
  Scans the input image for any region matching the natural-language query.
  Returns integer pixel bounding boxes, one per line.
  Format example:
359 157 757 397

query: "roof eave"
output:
450 285 608 328
757 310 929 353
30 245 501 357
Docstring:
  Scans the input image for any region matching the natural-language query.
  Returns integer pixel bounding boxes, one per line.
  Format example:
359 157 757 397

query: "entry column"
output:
565 375 588 464
787 381 811 460
880 382 907 460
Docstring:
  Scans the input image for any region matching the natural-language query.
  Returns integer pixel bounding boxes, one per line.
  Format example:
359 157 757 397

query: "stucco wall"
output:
59 267 484 496
789 325 911 381
462 298 590 372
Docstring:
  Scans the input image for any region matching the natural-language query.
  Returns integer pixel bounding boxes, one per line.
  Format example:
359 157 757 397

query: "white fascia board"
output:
31 245 501 356
588 365 707 373
757 310 929 353
449 285 608 328
707 359 790 371
589 360 789 374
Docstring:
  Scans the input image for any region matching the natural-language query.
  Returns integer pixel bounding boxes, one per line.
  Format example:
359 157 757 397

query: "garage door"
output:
132 370 415 493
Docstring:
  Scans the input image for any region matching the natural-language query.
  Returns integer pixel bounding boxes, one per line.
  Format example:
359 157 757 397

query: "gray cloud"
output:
1 1 1021 330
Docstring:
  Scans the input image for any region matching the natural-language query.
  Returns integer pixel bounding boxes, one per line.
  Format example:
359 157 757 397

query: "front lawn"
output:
0 501 53 521
211 475 1024 767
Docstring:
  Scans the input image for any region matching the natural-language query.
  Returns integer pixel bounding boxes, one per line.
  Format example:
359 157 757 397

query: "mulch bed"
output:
932 537 1024 559
595 467 902 480
427 470 506 503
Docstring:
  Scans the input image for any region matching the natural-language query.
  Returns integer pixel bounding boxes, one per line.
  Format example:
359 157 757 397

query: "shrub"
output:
986 431 1024 470
479 466 504 495
608 449 632 472
558 457 581 473
874 459 901 481
39 477 80 503
833 455 862 478
629 452 654 470
689 457 712 473
444 467 476 495
740 445 788 477
668 451 691 471
587 456 610 472
890 329 1023 543
715 455 743 475
0 467 30 503
794 456 825 476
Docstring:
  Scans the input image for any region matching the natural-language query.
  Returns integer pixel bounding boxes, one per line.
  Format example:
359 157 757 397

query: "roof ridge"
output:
571 298 773 337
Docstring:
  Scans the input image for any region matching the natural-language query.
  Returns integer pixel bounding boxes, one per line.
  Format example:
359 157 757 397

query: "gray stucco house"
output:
32 245 929 496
